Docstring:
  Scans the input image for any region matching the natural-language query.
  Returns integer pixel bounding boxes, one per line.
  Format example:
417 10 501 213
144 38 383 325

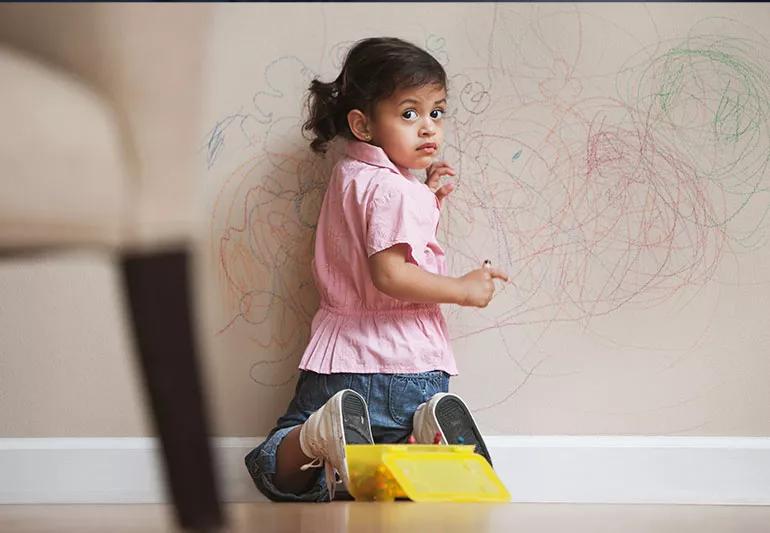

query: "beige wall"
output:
2 3 770 438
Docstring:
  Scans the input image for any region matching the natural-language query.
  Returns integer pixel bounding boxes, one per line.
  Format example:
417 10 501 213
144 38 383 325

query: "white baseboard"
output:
1 436 769 505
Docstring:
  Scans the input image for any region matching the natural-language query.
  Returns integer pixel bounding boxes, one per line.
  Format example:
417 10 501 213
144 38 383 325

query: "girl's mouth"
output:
417 143 437 154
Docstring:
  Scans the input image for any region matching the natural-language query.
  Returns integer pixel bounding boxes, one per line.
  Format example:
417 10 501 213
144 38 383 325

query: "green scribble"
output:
621 24 770 250
654 46 766 144
656 61 684 112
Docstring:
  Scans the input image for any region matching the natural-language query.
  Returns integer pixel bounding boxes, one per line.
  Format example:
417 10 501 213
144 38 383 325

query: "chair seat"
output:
0 48 128 248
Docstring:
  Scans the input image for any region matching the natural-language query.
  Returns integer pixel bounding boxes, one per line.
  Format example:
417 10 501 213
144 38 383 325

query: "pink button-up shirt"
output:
298 140 458 375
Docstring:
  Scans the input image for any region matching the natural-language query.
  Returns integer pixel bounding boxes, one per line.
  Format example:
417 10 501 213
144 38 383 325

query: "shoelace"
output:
300 458 342 483
299 457 323 471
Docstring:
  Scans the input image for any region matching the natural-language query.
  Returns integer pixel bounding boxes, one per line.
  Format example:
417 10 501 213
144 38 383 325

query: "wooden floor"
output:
2 502 770 532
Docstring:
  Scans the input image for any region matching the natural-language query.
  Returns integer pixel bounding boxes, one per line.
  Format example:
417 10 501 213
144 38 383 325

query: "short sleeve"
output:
366 180 429 265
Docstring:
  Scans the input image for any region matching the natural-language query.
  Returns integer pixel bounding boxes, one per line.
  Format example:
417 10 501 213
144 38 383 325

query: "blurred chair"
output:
0 4 224 531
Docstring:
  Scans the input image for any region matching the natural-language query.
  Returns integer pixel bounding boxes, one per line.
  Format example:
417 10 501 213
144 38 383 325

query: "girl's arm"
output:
369 244 509 307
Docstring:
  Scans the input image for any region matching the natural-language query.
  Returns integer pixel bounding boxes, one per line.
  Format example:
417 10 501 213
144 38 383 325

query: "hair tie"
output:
329 78 343 100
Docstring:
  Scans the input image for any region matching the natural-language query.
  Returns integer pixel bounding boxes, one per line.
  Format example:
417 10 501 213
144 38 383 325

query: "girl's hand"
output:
457 266 509 307
425 161 456 208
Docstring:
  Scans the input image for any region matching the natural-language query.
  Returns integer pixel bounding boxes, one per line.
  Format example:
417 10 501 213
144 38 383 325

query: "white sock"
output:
298 414 318 460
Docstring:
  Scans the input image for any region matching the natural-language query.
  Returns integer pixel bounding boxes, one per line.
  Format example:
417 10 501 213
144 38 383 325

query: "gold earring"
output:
363 134 371 141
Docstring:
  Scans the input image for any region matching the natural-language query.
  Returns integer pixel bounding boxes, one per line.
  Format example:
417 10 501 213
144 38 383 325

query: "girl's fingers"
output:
426 162 456 180
431 161 455 171
435 182 455 199
430 164 456 177
489 268 510 282
425 174 455 197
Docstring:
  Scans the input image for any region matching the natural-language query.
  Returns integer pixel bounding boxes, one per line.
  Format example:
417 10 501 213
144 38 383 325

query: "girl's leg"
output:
273 425 318 494
275 389 374 499
246 373 373 500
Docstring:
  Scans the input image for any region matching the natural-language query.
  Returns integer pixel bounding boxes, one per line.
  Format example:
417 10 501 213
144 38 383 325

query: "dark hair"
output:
303 37 447 154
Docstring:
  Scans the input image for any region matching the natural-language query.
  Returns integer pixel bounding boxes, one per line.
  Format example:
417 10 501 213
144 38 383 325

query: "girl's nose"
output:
420 122 436 136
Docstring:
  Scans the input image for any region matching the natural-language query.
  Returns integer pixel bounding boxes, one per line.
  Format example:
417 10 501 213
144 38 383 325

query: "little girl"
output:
245 37 508 502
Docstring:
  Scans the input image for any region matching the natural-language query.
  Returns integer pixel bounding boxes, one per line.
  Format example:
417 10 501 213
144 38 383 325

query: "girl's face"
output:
368 84 447 170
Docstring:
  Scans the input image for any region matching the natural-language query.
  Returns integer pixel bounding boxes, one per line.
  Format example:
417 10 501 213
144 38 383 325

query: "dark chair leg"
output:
121 249 224 532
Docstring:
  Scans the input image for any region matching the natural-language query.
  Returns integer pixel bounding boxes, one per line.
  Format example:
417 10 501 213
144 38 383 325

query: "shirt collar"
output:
344 140 420 181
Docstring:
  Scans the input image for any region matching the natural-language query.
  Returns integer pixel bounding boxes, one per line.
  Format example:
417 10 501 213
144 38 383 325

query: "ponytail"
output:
303 78 346 154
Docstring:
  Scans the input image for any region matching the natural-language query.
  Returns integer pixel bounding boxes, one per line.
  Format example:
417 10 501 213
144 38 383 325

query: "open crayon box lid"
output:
345 444 510 502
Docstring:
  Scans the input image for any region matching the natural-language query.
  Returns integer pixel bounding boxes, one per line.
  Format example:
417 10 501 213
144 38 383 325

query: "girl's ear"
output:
347 109 373 142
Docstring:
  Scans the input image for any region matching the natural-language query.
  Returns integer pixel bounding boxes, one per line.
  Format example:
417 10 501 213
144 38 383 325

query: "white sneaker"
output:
412 392 493 466
298 389 373 500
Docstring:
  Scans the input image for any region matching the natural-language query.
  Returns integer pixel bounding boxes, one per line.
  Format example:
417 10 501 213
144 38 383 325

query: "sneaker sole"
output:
435 395 493 466
341 391 373 445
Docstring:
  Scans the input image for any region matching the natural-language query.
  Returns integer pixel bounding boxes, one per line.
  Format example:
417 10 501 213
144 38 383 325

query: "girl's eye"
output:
431 109 445 119
402 110 418 120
